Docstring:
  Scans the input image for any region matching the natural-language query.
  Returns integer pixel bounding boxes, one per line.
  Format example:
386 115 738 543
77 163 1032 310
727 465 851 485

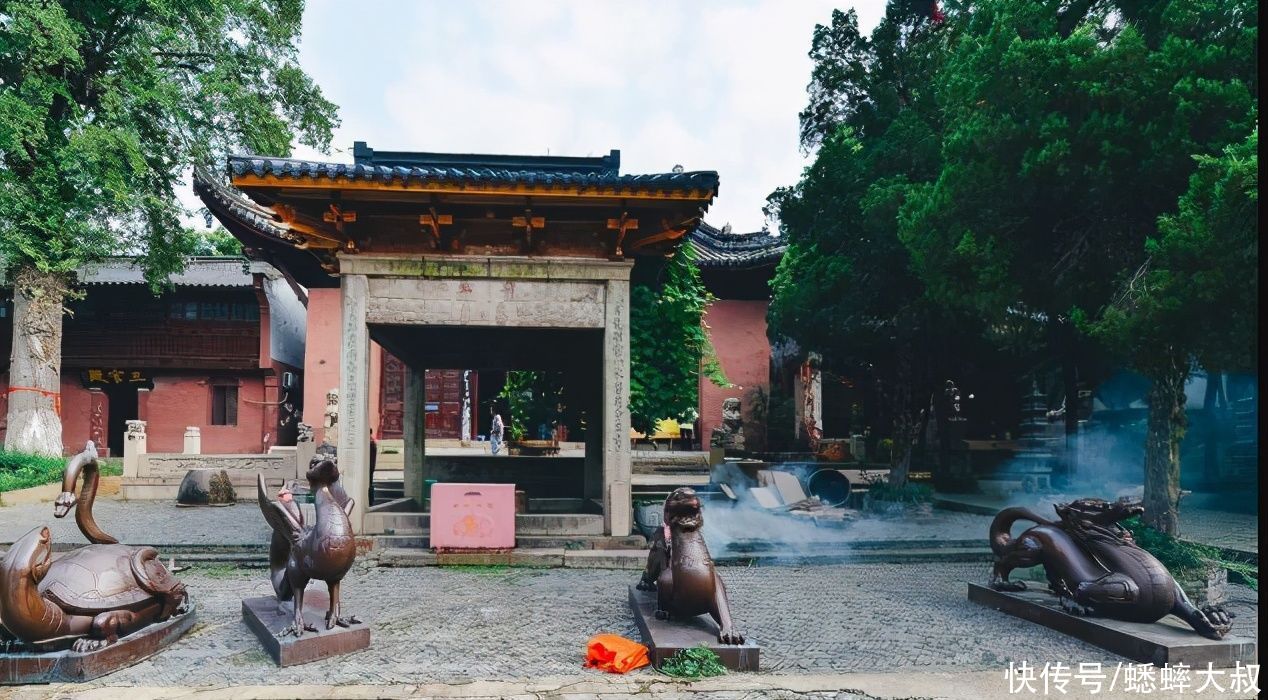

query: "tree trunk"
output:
1061 347 1080 484
1202 371 1220 485
1142 353 1188 536
4 266 67 456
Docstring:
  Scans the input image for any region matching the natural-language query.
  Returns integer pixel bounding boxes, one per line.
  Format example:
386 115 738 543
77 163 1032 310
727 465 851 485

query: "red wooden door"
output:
378 349 405 439
425 369 463 439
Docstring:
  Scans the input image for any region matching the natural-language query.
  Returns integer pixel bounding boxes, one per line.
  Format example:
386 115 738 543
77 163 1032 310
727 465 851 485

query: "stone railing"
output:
121 420 316 499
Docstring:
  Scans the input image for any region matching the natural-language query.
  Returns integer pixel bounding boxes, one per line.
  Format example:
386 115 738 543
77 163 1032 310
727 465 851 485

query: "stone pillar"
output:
403 363 427 506
795 352 823 447
123 420 147 478
295 422 316 478
183 426 201 454
338 273 371 531
602 277 632 536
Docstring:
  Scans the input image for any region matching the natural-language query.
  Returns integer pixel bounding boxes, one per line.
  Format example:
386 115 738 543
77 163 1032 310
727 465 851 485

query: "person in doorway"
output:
490 408 505 455
368 428 378 503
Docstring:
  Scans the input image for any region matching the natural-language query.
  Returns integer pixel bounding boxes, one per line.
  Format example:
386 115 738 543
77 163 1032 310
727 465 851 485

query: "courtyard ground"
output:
0 562 1258 699
0 494 1258 698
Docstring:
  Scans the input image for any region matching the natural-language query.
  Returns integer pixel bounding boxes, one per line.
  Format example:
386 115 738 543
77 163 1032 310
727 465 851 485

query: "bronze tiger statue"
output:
989 497 1232 640
637 487 744 644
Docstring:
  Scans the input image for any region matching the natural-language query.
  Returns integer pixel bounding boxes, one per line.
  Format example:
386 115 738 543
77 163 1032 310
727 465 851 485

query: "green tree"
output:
188 228 244 256
628 242 725 435
0 0 337 454
898 0 1255 498
768 4 964 485
1087 130 1257 534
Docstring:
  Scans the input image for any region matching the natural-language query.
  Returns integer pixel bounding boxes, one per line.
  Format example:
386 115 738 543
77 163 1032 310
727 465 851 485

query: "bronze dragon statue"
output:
257 457 359 637
989 497 1232 639
637 487 744 644
0 442 187 652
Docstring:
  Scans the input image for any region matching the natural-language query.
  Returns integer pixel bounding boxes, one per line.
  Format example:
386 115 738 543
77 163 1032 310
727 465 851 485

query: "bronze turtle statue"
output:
1 526 186 651
0 442 188 652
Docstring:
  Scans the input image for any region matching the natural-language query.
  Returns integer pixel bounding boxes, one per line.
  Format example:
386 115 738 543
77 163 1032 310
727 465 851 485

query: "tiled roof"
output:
193 169 303 246
76 257 268 287
226 153 719 195
688 221 787 269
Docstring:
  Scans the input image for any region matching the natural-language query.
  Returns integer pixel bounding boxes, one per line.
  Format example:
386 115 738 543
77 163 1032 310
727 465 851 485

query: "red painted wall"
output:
143 375 267 453
303 288 342 444
698 300 771 445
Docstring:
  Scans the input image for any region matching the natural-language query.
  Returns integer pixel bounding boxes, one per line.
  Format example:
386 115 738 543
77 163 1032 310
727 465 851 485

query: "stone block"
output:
967 583 1257 667
628 585 759 671
1 602 196 685
175 468 237 506
242 590 370 667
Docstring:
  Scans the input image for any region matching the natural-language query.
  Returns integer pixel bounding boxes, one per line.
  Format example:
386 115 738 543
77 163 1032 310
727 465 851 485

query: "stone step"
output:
370 512 604 536
375 545 992 568
372 533 647 550
720 538 985 553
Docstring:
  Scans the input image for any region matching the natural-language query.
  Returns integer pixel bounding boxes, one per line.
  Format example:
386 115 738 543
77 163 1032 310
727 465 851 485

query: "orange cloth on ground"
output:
584 634 650 673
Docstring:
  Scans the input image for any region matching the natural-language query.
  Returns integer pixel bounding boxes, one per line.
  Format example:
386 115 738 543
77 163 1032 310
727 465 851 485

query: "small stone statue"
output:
296 422 314 443
989 497 1233 639
322 389 339 446
709 398 745 452
636 487 744 644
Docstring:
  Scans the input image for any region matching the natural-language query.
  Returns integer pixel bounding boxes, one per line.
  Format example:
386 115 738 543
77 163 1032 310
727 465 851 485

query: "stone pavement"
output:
11 671 1262 700
933 492 1259 555
3 562 1254 695
0 499 271 547
0 498 997 550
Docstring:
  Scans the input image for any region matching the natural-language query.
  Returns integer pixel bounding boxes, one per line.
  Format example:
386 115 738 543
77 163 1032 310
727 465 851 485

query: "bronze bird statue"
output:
257 458 358 637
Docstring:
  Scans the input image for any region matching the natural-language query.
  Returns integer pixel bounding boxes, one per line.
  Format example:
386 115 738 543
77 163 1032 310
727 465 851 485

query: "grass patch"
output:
0 450 121 493
658 644 726 678
1124 516 1258 591
191 563 246 579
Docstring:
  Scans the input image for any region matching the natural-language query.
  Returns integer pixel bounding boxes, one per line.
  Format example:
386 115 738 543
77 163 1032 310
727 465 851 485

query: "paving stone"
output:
18 562 1252 690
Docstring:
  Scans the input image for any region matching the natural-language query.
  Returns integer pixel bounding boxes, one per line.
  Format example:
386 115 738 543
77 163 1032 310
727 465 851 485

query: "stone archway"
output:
337 254 632 536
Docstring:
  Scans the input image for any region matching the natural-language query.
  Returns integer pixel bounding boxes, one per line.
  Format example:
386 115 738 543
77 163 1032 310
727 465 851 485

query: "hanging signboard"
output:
80 369 155 391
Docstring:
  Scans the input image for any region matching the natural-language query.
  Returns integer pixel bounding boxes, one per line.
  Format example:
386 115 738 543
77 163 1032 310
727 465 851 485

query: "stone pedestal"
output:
183 426 201 454
122 420 147 478
242 590 370 666
967 583 1256 667
0 603 196 685
628 585 759 671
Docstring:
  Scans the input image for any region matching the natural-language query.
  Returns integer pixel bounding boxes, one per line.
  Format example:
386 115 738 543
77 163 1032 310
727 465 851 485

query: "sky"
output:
268 1 887 234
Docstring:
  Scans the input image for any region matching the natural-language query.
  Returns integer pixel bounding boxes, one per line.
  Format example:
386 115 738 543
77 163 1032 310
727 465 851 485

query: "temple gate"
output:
197 143 718 536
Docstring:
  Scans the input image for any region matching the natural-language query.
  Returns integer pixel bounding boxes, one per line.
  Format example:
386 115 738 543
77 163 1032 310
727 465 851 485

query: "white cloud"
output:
282 1 888 233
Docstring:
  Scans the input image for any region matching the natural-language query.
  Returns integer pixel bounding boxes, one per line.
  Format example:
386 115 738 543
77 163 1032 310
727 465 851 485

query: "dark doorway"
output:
104 385 139 456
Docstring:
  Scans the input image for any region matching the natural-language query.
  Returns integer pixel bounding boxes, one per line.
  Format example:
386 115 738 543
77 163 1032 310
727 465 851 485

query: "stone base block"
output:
628 585 759 671
242 590 370 667
1 602 196 685
967 583 1257 667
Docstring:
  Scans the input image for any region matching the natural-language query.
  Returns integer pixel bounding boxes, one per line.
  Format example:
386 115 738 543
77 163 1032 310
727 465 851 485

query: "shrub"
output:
1124 516 1258 591
866 480 932 504
0 451 121 493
